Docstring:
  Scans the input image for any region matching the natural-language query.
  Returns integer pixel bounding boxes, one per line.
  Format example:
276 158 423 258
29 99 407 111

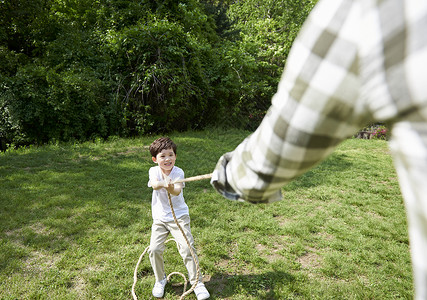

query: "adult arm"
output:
211 0 370 203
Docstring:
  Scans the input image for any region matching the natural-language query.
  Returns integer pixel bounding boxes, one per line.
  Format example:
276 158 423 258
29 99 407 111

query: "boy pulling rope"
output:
132 137 210 300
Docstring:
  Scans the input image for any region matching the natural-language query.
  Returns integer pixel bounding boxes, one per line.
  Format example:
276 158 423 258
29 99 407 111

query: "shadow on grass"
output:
287 153 353 189
134 264 294 299
205 271 295 299
133 266 295 299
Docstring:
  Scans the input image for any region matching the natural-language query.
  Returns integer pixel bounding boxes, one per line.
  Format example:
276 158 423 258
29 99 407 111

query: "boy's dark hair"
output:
149 137 177 157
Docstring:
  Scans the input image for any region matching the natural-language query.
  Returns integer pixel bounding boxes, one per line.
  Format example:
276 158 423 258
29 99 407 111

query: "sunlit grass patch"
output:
0 130 412 299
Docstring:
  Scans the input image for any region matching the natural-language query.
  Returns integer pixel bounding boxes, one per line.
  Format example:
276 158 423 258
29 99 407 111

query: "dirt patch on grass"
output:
214 241 254 275
317 231 334 241
215 257 253 276
274 215 291 227
72 276 86 298
116 146 144 156
24 249 61 276
255 242 285 263
297 247 322 270
5 223 65 277
29 222 52 235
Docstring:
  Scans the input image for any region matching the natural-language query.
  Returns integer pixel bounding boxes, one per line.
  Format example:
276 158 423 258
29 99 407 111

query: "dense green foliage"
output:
0 0 317 148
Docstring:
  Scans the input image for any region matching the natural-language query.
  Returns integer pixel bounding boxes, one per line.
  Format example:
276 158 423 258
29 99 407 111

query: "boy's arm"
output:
150 178 167 190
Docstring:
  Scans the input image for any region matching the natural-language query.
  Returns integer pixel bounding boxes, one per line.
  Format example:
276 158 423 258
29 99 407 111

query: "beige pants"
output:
149 215 202 284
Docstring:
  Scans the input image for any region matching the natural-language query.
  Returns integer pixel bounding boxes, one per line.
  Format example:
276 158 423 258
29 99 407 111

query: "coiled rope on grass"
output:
131 173 212 300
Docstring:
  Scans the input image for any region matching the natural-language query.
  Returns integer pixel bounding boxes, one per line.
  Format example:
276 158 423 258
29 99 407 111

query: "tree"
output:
221 0 318 128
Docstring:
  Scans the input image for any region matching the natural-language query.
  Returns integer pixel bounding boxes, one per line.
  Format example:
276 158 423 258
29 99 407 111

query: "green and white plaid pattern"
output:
212 0 427 203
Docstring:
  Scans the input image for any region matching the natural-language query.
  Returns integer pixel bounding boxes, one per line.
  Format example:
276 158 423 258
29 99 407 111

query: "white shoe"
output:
152 277 167 298
194 282 210 300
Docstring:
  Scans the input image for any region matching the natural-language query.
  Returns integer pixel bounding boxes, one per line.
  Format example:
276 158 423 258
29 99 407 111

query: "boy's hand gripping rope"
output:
131 173 212 300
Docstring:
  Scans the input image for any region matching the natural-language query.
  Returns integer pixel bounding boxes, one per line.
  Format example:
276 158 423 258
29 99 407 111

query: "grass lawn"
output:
0 129 413 299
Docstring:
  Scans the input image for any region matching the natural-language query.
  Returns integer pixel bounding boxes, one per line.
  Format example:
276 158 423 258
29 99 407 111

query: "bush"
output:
2 63 118 144
372 125 388 140
355 123 389 140
104 11 219 135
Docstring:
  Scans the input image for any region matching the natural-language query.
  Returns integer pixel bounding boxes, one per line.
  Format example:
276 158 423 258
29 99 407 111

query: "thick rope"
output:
132 174 209 299
132 245 148 299
132 239 184 299
173 173 212 184
165 191 201 300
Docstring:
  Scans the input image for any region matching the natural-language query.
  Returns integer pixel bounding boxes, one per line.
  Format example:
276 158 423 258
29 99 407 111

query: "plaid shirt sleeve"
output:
211 0 427 204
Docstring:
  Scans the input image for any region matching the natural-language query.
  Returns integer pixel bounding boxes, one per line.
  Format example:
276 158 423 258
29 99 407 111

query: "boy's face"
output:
152 148 176 174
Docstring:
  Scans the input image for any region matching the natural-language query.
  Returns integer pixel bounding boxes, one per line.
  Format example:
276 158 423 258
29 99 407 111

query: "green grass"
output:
0 129 412 299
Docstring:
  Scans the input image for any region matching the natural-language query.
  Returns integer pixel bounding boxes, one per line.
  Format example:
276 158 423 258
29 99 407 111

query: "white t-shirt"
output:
148 166 188 222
